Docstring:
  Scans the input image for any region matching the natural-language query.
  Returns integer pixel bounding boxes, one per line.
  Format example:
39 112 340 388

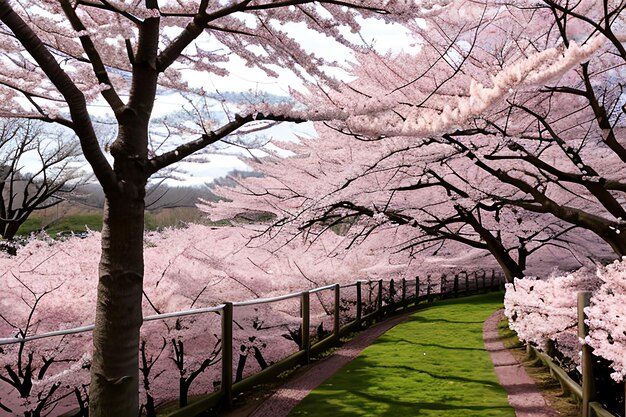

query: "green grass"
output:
497 319 524 350
17 214 104 237
15 207 235 239
289 293 514 417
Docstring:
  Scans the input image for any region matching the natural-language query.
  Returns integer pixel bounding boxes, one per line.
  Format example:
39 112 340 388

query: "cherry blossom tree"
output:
202 124 602 282
504 258 626 393
0 234 97 416
292 0 626 262
0 1 439 415
503 268 602 369
586 258 626 383
197 4 626 388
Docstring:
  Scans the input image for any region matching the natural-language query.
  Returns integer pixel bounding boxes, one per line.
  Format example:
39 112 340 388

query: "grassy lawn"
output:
289 292 514 417
15 208 228 238
17 214 103 237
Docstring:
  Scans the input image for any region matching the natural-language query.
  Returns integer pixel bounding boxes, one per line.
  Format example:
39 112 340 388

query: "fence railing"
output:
526 291 622 417
0 270 504 417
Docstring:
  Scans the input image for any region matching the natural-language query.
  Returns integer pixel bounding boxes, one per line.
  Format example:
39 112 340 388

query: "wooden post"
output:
377 279 383 315
222 302 233 407
389 279 395 305
440 274 446 295
401 278 406 304
464 273 469 293
453 274 459 298
334 284 340 341
426 275 432 302
356 281 362 324
301 291 310 364
526 343 536 360
578 291 594 417
415 276 420 300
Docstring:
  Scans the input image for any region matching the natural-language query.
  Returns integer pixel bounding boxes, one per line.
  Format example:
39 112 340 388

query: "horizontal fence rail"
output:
0 270 504 417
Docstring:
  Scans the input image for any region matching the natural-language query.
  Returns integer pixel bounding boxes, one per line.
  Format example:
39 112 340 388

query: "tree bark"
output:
456 207 524 283
89 183 146 416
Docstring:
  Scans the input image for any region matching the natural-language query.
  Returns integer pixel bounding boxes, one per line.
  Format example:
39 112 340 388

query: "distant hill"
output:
69 170 263 211
69 183 218 210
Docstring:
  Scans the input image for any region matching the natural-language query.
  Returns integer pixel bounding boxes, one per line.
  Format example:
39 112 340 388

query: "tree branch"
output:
147 112 304 175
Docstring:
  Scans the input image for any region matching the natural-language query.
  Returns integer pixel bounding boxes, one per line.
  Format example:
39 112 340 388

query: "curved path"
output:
241 308 558 417
483 310 560 417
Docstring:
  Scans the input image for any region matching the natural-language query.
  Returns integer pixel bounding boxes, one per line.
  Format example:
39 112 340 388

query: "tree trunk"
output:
489 251 524 284
89 191 145 417
3 218 26 240
456 206 524 283
596 227 626 258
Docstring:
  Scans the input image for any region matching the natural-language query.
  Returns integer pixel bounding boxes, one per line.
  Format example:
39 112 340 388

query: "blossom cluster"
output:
504 259 625 381
586 259 626 382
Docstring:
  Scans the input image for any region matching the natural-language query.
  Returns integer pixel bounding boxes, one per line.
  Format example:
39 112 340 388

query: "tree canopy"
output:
208 0 626 281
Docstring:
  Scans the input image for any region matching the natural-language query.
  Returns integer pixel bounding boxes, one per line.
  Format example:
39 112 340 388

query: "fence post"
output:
415 276 420 301
401 278 406 304
356 281 362 324
578 291 594 417
440 274 446 295
222 302 233 407
389 279 395 306
301 291 310 364
377 279 383 315
464 273 469 293
334 284 341 341
453 274 459 298
427 275 432 302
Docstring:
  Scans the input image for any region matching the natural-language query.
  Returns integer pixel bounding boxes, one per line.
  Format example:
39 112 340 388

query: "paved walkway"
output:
483 310 560 417
241 308 559 417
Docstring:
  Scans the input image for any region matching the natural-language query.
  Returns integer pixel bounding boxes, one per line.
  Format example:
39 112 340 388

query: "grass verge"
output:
288 292 513 417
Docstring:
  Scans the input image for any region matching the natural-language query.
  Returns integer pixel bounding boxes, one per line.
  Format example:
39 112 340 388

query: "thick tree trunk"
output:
89 191 145 417
489 250 524 284
456 206 524 283
595 227 626 258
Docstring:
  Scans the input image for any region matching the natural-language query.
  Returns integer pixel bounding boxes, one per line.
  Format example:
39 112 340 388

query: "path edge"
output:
483 309 560 417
